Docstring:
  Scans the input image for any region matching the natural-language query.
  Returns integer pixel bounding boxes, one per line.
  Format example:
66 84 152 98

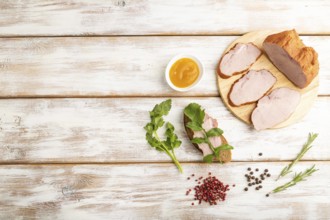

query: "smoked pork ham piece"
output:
251 87 301 130
184 113 231 163
263 30 319 89
229 69 276 106
218 43 262 78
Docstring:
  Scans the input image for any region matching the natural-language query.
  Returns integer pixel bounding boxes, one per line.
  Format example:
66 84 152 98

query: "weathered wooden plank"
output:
0 36 329 97
0 97 328 163
0 163 329 219
1 0 330 36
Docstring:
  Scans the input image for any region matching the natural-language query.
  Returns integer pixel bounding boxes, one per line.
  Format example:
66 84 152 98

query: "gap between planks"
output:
0 161 329 166
0 34 330 38
0 95 329 99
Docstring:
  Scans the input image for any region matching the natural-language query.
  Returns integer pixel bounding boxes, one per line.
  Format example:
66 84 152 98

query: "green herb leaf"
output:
214 144 234 153
272 165 318 194
184 103 205 125
145 99 183 173
152 116 164 130
144 122 154 134
184 102 234 164
165 122 182 150
186 121 203 131
206 128 223 137
150 99 172 117
203 154 214 163
191 137 207 144
277 133 318 180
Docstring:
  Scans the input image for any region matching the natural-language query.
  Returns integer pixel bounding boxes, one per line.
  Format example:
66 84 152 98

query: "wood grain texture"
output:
0 97 329 163
1 0 330 36
0 36 329 97
218 30 318 128
0 163 329 220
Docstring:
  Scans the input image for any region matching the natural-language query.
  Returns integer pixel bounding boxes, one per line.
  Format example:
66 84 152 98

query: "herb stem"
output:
153 131 183 173
164 147 183 173
276 133 318 181
271 165 318 194
202 128 215 151
202 128 222 162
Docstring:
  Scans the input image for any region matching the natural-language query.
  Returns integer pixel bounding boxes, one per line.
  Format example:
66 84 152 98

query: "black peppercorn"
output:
244 188 248 191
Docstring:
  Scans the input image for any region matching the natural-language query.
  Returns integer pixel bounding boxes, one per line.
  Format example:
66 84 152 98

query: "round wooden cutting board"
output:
217 30 319 129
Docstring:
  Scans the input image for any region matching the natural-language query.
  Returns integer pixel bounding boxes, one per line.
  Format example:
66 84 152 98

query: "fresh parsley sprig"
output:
144 99 183 173
272 165 318 193
276 133 318 180
184 103 233 163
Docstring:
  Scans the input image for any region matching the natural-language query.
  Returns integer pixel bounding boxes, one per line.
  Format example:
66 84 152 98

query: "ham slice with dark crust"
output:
251 87 301 130
229 69 277 107
263 30 319 89
218 42 262 78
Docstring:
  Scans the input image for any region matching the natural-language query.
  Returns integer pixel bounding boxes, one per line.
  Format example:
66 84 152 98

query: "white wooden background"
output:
0 1 330 219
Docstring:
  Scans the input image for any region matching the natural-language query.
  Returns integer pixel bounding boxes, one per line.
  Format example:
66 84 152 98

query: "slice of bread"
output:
183 114 232 163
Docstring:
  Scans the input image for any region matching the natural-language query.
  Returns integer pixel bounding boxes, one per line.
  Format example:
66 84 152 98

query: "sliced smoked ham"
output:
251 87 301 130
183 113 231 163
218 42 262 78
229 69 277 106
263 30 319 89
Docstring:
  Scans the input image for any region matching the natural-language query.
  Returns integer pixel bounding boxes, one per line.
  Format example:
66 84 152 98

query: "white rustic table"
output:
1 1 330 219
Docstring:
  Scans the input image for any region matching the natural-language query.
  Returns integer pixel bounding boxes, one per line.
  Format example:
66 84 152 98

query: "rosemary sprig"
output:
272 165 318 193
276 133 318 181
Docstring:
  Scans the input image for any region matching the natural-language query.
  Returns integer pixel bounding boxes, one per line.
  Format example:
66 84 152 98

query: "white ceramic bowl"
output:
165 54 204 92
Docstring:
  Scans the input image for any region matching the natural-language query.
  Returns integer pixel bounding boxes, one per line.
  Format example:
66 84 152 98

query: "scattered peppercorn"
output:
244 188 248 191
266 194 269 197
259 153 263 156
243 167 272 195
186 173 230 206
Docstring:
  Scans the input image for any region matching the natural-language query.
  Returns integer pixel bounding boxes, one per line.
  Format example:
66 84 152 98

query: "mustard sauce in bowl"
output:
169 58 200 88
165 55 204 92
